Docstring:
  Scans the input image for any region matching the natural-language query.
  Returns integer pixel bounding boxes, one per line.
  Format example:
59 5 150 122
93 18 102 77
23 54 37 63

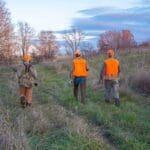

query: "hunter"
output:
99 49 120 106
70 50 89 104
16 54 37 108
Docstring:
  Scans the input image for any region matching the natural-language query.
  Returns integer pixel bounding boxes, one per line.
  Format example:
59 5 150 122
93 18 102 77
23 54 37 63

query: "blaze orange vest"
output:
72 58 88 77
104 58 119 80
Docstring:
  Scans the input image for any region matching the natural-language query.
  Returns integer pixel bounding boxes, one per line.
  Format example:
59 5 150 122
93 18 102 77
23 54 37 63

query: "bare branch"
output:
63 27 84 57
38 30 58 59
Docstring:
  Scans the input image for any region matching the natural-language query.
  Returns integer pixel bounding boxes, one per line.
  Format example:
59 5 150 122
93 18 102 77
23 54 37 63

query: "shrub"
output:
129 69 150 95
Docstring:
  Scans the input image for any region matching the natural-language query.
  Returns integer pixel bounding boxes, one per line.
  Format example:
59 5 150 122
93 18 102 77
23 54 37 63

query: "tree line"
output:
0 0 149 63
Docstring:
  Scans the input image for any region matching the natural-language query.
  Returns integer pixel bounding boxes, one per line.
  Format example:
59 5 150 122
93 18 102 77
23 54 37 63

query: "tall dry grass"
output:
129 69 150 95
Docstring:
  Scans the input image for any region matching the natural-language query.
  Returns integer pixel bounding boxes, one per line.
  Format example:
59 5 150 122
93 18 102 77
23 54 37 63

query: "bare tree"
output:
80 41 94 56
64 42 72 56
0 0 15 62
17 22 34 56
38 30 58 59
63 27 84 57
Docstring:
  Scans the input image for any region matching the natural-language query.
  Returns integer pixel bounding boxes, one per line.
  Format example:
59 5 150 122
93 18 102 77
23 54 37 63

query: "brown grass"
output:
129 69 150 95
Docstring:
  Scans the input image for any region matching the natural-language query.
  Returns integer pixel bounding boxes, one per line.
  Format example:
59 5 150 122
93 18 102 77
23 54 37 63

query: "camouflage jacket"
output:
17 65 37 88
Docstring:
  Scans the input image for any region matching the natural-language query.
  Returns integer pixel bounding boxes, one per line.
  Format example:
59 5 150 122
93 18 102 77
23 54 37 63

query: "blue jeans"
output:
73 77 86 103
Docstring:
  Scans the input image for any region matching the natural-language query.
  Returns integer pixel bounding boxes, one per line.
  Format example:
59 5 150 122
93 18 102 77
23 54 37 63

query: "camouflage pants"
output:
104 79 119 101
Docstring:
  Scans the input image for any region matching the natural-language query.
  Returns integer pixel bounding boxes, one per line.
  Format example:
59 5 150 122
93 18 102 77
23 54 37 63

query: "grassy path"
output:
34 59 150 150
0 65 111 150
0 53 150 150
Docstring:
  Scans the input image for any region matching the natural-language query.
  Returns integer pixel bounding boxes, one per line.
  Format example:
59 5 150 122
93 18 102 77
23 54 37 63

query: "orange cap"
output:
23 54 31 62
75 50 81 56
107 49 114 56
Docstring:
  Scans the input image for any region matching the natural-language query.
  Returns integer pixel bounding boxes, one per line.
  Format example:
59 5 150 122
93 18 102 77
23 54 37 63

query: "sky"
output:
5 0 150 43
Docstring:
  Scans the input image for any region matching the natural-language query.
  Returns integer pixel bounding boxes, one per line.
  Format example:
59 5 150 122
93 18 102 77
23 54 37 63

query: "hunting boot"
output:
115 98 120 107
20 96 27 108
26 102 32 107
105 99 110 103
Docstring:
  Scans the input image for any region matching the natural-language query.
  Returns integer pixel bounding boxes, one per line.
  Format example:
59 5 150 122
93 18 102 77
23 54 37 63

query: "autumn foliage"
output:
0 0 15 62
98 30 137 51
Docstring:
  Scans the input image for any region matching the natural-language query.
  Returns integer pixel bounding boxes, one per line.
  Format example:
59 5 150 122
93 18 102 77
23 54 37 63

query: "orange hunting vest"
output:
104 58 119 80
72 58 88 77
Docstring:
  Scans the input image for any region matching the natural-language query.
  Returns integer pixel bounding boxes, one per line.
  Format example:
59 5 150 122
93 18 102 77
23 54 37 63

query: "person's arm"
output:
69 69 72 79
70 61 75 78
99 62 105 83
12 66 21 80
29 66 38 86
29 66 37 79
118 64 121 75
17 67 24 79
68 62 74 84
86 61 89 71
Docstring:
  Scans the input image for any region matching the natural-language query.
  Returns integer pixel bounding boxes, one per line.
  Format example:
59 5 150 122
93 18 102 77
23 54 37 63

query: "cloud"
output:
72 5 150 42
141 0 150 6
78 7 121 16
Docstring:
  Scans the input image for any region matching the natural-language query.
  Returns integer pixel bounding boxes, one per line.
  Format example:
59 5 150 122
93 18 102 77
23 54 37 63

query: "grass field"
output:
0 50 150 150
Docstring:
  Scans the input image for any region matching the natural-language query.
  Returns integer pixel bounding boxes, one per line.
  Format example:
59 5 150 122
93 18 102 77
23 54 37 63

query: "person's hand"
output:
12 68 17 72
34 82 38 86
97 79 102 85
97 80 100 85
69 80 73 84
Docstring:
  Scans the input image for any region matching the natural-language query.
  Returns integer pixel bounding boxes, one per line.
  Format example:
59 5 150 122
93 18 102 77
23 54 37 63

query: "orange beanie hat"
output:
74 50 81 56
107 49 114 56
23 54 31 61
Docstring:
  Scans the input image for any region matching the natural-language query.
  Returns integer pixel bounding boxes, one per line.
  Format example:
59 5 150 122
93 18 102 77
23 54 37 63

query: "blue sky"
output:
5 0 150 43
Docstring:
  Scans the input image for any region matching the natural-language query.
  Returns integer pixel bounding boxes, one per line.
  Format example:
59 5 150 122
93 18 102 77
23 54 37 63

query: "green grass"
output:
0 65 109 150
29 128 103 150
0 50 150 149
32 51 150 150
